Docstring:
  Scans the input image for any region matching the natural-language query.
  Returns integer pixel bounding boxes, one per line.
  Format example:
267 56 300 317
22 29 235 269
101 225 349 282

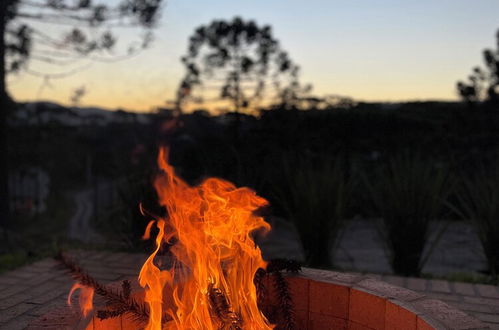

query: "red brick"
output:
349 289 385 329
308 312 347 330
286 276 309 311
385 301 417 330
261 274 275 316
294 308 309 329
309 280 350 319
348 320 372 330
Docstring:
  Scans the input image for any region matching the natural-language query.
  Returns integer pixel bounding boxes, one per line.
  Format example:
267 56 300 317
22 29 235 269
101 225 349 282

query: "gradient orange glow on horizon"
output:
8 0 499 112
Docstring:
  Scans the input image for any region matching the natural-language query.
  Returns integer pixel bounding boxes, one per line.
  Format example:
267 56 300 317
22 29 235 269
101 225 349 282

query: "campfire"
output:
30 147 485 330
65 147 293 329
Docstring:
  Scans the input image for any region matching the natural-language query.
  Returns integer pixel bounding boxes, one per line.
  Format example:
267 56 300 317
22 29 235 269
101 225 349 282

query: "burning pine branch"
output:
57 251 301 329
254 258 302 330
208 283 243 330
95 280 132 321
56 252 150 324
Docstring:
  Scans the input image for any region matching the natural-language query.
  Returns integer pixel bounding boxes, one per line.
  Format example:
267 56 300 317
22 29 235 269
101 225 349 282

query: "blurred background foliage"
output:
4 97 499 282
2 10 499 284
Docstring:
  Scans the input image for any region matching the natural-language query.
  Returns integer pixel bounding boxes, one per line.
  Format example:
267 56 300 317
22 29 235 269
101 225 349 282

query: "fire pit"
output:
27 148 489 329
28 269 487 329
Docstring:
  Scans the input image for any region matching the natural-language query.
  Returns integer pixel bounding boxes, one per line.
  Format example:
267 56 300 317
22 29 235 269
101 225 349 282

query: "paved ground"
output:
256 217 487 276
334 219 487 275
0 250 498 329
68 189 103 244
66 190 489 276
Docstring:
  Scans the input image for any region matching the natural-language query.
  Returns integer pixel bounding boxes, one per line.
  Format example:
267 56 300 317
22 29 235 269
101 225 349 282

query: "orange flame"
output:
138 147 273 329
67 283 94 317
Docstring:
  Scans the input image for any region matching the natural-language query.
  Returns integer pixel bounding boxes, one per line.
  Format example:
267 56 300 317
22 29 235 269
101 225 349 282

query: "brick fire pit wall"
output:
286 268 488 329
28 267 488 330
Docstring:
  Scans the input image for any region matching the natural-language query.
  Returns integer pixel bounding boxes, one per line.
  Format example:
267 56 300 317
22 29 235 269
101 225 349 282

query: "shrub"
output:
271 152 355 268
449 167 499 279
365 153 451 276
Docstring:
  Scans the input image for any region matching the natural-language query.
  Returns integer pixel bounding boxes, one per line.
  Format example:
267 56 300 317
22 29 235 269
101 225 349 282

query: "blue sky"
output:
9 0 499 111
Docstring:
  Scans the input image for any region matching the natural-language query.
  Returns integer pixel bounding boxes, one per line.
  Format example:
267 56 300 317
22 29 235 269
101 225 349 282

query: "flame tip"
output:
67 283 94 318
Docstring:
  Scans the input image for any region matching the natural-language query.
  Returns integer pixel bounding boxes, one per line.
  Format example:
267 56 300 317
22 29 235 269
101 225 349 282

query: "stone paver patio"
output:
0 250 498 330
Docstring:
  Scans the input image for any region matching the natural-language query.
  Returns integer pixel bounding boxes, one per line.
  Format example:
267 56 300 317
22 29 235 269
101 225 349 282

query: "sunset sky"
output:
8 0 499 112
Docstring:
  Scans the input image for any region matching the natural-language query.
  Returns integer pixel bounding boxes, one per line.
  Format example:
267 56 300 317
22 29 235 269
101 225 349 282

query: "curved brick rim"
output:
287 268 489 329
27 268 489 330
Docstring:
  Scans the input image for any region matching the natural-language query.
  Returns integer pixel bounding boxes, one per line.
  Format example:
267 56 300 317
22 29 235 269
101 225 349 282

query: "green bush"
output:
365 153 452 276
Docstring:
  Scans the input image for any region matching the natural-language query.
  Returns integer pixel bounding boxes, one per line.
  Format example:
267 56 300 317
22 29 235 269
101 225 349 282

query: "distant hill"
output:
8 99 465 127
10 101 153 126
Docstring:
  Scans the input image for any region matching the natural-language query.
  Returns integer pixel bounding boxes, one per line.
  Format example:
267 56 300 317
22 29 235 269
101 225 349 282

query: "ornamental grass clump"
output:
449 167 499 279
272 153 355 268
365 154 452 276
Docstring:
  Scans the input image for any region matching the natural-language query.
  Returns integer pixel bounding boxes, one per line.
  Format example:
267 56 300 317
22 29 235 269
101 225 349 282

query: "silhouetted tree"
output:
0 0 164 235
273 79 312 110
70 85 86 105
178 17 300 114
457 29 499 106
